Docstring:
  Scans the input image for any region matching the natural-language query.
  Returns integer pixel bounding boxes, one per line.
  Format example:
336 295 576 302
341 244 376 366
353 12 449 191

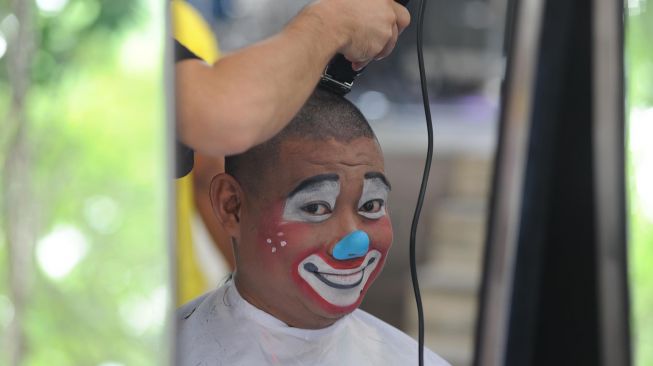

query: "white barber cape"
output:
177 281 450 366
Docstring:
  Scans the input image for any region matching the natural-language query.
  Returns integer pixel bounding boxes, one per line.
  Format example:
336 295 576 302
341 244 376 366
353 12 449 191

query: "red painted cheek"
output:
365 215 394 254
255 202 317 258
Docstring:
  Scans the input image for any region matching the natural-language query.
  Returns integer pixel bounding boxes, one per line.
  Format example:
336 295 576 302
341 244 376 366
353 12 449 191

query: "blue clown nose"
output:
332 230 370 260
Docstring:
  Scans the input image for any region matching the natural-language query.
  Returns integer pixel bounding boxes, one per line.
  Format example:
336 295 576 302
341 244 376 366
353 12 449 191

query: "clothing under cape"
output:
177 281 450 366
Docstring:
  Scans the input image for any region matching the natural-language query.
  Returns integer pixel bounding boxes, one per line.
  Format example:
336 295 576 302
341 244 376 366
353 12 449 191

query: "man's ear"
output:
209 173 243 239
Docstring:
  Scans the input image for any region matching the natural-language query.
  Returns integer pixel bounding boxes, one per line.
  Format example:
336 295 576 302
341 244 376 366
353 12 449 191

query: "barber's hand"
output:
307 0 411 70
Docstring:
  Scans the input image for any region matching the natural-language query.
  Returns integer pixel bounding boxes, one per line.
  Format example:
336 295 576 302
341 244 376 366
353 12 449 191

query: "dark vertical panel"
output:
593 1 631 364
505 0 600 365
500 0 573 361
473 0 544 363
472 0 519 363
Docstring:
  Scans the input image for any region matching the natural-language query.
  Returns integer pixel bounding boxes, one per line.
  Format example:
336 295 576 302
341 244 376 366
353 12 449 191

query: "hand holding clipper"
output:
320 0 410 95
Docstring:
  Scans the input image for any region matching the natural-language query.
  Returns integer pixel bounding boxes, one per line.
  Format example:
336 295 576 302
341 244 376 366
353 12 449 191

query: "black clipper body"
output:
319 54 360 95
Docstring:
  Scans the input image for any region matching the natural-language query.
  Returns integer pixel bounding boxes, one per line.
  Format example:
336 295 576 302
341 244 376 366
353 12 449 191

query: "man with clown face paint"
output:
176 88 449 366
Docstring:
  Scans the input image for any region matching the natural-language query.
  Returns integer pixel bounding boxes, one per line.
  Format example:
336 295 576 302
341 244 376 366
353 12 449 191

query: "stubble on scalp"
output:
225 87 378 195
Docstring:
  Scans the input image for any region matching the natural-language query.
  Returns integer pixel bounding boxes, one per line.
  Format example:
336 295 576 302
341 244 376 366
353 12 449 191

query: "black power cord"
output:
320 1 432 363
409 0 431 365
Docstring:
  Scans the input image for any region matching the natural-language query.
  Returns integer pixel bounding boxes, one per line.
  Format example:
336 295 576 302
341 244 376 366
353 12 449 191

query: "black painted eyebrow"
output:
364 172 392 191
288 174 340 198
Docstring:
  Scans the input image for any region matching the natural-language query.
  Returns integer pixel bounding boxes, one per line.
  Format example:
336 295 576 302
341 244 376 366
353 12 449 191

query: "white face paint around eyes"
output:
358 178 390 220
282 180 341 223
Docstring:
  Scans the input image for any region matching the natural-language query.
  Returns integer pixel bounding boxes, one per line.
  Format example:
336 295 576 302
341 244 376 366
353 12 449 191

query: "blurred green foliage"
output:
0 0 168 365
626 1 653 365
627 1 653 106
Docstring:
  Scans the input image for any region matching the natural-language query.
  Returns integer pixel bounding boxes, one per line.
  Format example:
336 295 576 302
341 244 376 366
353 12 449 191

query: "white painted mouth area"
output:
298 250 381 307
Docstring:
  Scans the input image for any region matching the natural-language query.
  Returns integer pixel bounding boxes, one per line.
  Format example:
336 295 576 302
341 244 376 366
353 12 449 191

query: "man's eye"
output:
301 202 332 215
360 199 383 213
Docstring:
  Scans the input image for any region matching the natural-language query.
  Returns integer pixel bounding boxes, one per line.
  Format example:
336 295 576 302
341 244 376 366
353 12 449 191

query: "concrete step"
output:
431 198 486 248
418 262 481 295
404 288 477 366
404 323 475 366
428 242 484 276
398 156 490 366
446 156 492 199
406 290 477 332
425 333 474 366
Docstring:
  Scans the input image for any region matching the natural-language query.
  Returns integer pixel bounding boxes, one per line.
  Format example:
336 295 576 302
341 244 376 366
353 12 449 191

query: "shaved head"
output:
225 87 377 193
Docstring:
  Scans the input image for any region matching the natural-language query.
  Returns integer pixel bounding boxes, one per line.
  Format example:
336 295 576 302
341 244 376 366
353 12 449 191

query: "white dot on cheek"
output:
266 238 272 244
280 241 287 247
277 232 284 237
271 247 277 253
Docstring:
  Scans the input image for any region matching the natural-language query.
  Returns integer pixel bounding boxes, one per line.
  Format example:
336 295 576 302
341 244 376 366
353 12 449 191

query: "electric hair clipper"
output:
319 0 409 95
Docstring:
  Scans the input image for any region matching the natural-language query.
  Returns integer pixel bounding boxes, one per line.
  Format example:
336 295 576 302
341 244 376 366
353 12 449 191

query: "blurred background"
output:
0 0 651 365
626 0 653 364
0 0 169 365
179 1 505 365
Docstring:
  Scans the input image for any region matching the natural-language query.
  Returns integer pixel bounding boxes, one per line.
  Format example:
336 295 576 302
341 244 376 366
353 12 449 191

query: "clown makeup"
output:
292 172 391 308
357 173 391 220
298 249 382 307
282 174 340 223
